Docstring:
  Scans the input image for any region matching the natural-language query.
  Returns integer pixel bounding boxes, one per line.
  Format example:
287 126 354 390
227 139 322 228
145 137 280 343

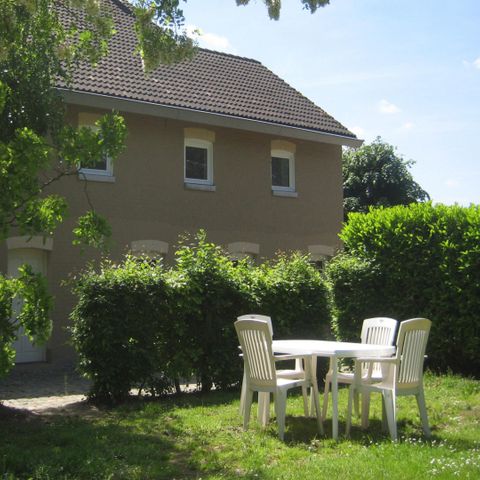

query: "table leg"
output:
305 354 324 435
331 355 339 440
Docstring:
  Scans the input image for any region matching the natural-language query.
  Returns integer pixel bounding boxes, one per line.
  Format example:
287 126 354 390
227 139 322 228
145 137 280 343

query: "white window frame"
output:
271 148 295 192
184 138 213 186
78 122 114 180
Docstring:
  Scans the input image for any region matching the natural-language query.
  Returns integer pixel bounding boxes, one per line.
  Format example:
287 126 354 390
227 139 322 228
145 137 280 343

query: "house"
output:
0 0 361 365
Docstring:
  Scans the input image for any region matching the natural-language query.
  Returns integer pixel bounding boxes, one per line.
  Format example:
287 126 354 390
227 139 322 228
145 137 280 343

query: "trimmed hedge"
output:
70 232 331 403
252 253 329 340
70 258 177 403
327 203 480 376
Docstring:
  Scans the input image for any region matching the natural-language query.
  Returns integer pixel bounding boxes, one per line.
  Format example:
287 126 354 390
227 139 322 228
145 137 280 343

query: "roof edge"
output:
59 89 363 148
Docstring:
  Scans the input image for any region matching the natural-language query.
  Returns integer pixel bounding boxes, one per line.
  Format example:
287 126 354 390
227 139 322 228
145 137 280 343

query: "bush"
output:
70 257 176 403
325 254 389 342
71 232 331 402
253 252 330 339
328 203 480 376
171 232 252 392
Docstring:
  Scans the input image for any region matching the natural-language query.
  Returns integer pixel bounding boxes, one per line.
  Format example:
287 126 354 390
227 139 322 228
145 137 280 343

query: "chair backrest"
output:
395 318 431 388
234 319 276 389
360 317 398 345
237 314 273 338
360 317 398 378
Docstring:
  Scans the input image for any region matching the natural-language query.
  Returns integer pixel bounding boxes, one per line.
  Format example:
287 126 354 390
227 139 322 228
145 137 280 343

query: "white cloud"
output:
186 25 236 54
463 57 480 69
349 126 365 138
445 179 460 188
378 99 400 114
402 122 414 130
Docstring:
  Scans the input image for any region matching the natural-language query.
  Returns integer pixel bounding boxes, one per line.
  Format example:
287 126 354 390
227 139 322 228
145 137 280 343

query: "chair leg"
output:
322 374 331 420
416 388 431 437
361 392 371 429
243 389 254 431
382 390 397 441
381 396 388 433
239 370 246 415
345 385 355 437
353 390 360 418
274 389 287 440
258 392 270 427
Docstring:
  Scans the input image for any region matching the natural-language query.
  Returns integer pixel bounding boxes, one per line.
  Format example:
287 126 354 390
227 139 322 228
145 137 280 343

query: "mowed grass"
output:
1 373 479 479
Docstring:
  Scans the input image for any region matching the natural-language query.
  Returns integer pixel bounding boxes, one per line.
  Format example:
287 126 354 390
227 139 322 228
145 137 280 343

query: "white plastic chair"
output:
235 318 323 440
346 318 431 441
238 314 309 418
322 317 398 419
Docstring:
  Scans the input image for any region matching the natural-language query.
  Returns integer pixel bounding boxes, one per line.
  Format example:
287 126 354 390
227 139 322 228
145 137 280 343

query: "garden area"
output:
1 203 480 479
1 373 479 479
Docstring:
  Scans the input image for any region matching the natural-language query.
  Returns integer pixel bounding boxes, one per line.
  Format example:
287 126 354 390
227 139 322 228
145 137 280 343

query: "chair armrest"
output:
355 356 397 363
354 357 398 373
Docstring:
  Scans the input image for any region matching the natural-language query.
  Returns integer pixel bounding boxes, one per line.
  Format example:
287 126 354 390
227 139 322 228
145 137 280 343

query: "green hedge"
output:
70 258 177 403
70 232 331 403
325 254 389 342
252 253 329 339
327 203 480 376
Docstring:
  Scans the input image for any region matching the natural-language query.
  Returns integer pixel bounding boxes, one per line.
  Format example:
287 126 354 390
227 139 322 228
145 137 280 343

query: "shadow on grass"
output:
3 387 475 479
0 405 221 479
0 390 273 480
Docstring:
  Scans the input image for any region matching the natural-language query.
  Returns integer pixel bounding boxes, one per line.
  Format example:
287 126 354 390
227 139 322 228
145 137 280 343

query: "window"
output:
308 244 335 271
131 240 168 264
78 113 114 181
184 138 213 185
227 242 259 263
271 148 295 192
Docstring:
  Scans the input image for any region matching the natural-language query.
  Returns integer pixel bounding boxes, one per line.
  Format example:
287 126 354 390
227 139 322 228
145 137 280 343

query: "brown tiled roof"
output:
57 0 356 139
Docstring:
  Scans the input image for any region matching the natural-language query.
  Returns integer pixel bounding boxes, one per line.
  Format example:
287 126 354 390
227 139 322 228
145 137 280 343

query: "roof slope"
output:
57 0 356 139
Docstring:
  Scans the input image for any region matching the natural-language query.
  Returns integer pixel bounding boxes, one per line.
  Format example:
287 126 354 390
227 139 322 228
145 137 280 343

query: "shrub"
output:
171 232 252 392
325 253 389 342
70 232 332 402
70 257 176 403
253 252 330 339
329 203 480 376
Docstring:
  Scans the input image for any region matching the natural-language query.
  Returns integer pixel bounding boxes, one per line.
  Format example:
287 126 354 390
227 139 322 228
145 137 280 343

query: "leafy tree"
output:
343 138 429 218
0 0 328 376
0 0 128 376
235 0 330 20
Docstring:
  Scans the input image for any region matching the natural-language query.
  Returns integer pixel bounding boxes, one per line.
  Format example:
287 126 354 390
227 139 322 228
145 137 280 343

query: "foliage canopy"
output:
343 138 429 218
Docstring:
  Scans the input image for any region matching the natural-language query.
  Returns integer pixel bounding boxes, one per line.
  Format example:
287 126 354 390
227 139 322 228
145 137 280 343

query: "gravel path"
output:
0 362 91 414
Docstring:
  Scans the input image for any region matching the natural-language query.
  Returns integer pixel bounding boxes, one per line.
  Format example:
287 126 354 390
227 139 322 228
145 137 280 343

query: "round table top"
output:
272 339 395 358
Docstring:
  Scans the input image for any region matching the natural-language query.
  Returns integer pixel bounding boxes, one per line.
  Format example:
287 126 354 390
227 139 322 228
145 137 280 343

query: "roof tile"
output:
57 0 356 139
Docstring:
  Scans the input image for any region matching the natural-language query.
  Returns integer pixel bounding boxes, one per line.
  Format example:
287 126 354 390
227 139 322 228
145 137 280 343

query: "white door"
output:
8 248 47 363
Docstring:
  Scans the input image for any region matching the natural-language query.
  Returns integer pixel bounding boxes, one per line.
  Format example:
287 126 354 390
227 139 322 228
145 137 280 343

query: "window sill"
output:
78 172 116 183
272 190 298 198
184 182 216 192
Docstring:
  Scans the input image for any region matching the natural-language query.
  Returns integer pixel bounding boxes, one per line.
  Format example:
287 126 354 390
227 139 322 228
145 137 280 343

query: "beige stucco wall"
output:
1 105 343 364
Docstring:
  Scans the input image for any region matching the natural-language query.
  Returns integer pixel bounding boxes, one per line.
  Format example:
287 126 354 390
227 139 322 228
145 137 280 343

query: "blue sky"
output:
182 0 480 205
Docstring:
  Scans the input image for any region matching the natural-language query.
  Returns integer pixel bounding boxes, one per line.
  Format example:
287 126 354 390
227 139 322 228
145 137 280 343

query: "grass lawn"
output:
1 373 479 479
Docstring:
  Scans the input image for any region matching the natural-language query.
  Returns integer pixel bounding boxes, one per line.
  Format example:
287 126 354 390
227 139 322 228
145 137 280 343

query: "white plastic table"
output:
272 339 395 440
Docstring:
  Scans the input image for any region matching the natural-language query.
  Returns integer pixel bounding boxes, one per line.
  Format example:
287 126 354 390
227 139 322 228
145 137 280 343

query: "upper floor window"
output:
183 128 215 189
78 112 114 181
271 148 295 192
184 138 213 185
